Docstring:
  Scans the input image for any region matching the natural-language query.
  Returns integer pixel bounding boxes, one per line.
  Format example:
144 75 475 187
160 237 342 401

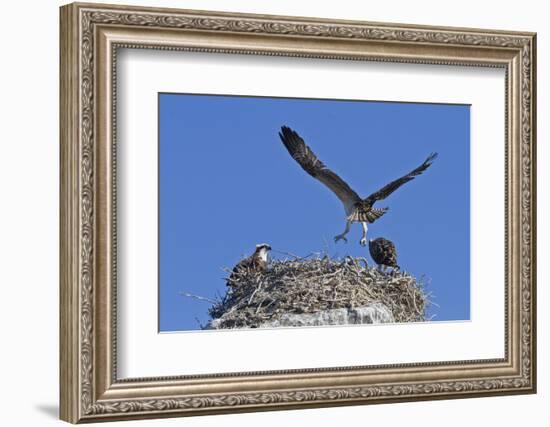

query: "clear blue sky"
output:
159 93 470 332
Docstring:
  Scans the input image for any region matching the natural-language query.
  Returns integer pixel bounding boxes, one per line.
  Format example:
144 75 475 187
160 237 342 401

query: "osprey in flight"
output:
278 126 438 246
227 243 271 287
369 237 400 272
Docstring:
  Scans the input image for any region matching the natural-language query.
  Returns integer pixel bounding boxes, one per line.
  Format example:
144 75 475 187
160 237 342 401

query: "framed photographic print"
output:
60 2 536 423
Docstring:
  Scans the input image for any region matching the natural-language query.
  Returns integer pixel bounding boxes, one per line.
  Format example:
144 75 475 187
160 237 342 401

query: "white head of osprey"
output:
255 243 271 262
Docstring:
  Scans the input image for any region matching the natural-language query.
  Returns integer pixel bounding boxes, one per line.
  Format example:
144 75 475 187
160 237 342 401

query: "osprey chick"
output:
278 126 437 246
369 237 400 272
227 243 271 287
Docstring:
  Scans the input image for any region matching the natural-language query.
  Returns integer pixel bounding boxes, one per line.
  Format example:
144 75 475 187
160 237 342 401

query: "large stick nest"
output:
208 255 429 329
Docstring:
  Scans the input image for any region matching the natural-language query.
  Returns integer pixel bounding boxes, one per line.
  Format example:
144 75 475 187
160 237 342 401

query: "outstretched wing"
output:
279 126 361 207
364 153 438 204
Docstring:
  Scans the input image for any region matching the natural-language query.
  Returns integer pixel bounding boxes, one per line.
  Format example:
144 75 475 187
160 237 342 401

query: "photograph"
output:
158 93 470 332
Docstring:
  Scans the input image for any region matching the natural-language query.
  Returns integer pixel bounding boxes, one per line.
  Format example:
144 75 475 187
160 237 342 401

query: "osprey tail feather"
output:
349 207 389 223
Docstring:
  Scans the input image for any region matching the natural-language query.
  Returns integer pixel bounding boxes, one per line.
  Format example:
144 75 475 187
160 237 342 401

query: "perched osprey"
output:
227 243 271 287
369 237 400 272
278 126 438 246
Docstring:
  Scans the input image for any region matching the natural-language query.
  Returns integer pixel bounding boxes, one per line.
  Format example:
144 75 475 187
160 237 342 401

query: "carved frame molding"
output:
60 2 536 423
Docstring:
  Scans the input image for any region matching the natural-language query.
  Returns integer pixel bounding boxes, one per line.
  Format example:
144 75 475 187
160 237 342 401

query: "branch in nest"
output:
179 291 218 304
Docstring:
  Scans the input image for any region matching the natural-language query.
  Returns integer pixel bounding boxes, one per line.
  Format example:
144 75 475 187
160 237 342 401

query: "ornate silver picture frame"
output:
60 2 536 423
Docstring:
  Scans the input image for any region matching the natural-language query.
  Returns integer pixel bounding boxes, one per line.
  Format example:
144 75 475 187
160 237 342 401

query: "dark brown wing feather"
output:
279 126 361 207
364 153 438 204
227 257 252 287
369 238 399 269
227 254 266 287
